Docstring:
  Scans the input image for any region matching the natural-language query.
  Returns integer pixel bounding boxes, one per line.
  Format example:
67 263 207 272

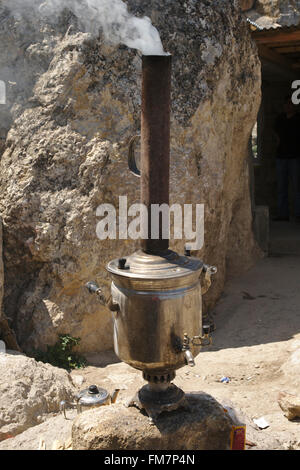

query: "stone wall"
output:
0 0 262 354
247 0 300 26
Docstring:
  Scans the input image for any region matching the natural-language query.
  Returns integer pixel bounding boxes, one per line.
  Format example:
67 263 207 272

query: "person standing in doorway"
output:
273 95 300 222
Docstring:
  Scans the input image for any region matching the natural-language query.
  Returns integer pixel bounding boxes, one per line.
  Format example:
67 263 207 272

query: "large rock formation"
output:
71 392 234 450
0 218 19 350
0 411 75 450
0 0 261 354
0 352 76 440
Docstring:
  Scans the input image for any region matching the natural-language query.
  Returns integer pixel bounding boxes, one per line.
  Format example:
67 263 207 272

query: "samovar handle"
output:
184 248 217 296
128 135 141 177
201 264 217 295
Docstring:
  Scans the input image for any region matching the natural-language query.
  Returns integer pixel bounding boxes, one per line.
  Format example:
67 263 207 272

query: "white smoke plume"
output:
6 0 167 56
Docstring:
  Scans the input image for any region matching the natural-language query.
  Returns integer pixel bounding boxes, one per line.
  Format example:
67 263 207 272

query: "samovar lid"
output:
107 250 203 280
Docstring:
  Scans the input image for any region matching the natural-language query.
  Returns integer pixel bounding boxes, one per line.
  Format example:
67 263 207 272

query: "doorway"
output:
251 24 300 254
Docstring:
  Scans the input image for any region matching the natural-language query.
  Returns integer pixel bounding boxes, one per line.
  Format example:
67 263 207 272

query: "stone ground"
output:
1 222 300 450
269 219 300 255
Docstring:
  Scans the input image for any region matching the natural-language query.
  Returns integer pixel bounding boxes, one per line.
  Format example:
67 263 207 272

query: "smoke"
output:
6 0 167 56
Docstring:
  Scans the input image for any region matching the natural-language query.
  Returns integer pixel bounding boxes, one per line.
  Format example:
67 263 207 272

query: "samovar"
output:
86 55 217 421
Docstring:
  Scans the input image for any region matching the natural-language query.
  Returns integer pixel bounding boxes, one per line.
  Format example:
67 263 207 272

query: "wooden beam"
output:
253 30 300 45
273 45 300 54
262 41 300 49
257 44 298 76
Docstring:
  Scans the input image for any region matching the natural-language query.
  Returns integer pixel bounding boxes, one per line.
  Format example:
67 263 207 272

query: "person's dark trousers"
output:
276 158 300 218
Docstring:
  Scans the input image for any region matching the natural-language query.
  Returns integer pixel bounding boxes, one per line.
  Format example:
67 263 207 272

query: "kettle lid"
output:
76 385 109 406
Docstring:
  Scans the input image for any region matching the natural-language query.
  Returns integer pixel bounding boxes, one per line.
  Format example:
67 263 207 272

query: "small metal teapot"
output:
60 385 120 419
76 385 120 413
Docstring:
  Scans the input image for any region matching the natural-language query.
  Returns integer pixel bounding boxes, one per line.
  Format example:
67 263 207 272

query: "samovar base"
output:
127 374 190 422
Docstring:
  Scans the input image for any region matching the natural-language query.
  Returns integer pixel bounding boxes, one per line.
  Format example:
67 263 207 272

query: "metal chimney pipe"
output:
141 55 171 254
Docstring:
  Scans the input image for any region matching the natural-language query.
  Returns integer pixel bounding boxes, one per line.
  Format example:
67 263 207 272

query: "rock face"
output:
0 352 76 441
247 1 300 27
0 0 261 354
0 218 19 350
0 411 75 450
280 341 300 388
72 392 234 450
240 0 256 12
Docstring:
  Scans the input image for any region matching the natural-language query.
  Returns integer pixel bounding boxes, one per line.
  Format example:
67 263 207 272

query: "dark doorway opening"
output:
251 24 300 255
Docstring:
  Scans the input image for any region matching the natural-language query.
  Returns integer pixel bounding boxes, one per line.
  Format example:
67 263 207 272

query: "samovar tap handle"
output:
85 281 120 312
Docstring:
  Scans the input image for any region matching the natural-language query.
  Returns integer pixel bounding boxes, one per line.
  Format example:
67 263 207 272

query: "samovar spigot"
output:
182 333 195 367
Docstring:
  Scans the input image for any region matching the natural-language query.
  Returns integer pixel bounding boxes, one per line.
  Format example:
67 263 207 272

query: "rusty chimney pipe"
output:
141 55 171 254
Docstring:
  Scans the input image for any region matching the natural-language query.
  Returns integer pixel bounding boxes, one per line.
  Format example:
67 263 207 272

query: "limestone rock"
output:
254 0 281 18
0 351 76 441
240 0 256 12
278 391 300 421
280 342 300 387
0 218 19 350
283 440 300 450
0 1 262 354
248 1 300 26
0 410 76 450
71 392 234 450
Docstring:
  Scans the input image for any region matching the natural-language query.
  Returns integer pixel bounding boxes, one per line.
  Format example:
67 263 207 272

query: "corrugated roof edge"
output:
247 18 263 31
247 17 300 33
